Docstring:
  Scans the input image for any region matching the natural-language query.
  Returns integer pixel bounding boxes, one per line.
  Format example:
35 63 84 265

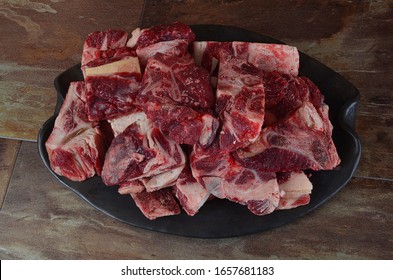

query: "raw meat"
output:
47 22 342 219
108 111 146 137
142 165 185 192
236 101 341 171
81 29 142 122
136 39 190 67
133 22 195 48
84 56 142 121
118 180 145 194
46 82 106 181
216 51 265 151
193 41 231 74
101 112 186 188
276 171 313 210
128 22 195 66
131 188 181 220
263 71 325 125
81 29 136 83
232 42 299 76
175 165 210 216
139 52 219 146
193 41 299 86
118 166 184 194
82 29 129 67
191 142 281 215
106 111 185 195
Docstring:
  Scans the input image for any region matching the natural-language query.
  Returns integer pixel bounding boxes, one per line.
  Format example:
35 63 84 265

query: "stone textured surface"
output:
0 0 145 140
0 0 392 259
0 139 21 208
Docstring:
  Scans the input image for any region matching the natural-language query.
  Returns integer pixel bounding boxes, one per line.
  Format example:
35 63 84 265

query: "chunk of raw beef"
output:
192 41 232 74
276 171 313 210
118 166 184 194
82 29 129 66
236 101 341 171
46 82 106 181
190 142 281 215
84 55 142 121
106 111 186 194
118 180 145 195
128 22 195 66
117 169 184 194
216 51 265 151
175 165 210 216
108 111 146 137
139 53 219 146
193 41 299 86
131 188 181 220
137 39 190 67
263 71 325 125
143 166 185 192
101 112 185 187
232 42 299 76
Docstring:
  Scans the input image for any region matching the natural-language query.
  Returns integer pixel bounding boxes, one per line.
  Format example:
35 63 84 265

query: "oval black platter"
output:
38 24 361 238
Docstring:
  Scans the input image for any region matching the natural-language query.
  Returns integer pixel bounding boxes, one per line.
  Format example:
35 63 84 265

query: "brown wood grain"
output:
0 139 21 209
0 142 391 259
140 0 363 40
0 0 145 140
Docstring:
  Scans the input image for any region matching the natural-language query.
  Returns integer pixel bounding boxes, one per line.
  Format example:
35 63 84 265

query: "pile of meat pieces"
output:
46 22 340 220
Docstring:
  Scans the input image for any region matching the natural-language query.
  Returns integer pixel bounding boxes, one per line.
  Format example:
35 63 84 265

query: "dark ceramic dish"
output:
38 25 361 238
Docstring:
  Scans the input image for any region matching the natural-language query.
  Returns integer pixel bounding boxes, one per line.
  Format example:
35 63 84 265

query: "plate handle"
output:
339 94 360 131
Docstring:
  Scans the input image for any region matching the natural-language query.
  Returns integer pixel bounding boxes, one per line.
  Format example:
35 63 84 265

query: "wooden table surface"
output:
0 0 392 259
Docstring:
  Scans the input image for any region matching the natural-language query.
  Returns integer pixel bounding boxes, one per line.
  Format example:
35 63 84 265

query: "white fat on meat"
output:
83 50 142 121
202 168 280 216
122 165 201 195
192 41 219 74
136 39 189 66
143 165 185 192
199 114 218 146
45 82 105 181
175 166 210 216
232 42 300 76
118 180 145 194
277 171 313 210
190 143 280 216
142 129 185 178
109 111 147 137
85 56 141 77
192 41 207 66
126 27 141 48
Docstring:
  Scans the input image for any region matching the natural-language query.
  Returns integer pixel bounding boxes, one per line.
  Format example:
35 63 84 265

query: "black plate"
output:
38 24 361 238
